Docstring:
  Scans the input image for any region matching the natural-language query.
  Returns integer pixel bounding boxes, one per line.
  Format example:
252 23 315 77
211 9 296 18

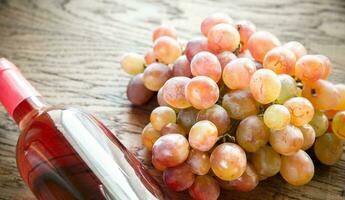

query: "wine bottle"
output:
0 58 167 200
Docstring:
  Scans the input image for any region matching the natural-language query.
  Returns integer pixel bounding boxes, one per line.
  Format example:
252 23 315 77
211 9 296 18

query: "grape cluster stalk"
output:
121 13 345 200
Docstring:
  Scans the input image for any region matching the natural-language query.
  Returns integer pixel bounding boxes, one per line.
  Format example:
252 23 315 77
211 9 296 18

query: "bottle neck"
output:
0 58 48 125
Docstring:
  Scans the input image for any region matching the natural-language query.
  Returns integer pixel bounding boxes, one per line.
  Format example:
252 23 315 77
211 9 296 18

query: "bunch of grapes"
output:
121 13 345 200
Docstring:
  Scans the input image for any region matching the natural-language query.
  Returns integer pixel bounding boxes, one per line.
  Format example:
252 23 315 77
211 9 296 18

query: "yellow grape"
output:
283 41 307 60
263 47 296 75
190 51 222 82
150 106 176 131
236 20 256 52
210 143 247 181
160 123 187 136
334 84 345 110
186 149 211 175
222 58 256 90
152 25 177 42
207 23 240 53
189 175 220 200
177 108 199 131
276 74 298 104
120 52 145 75
185 76 219 110
284 97 314 126
200 13 233 36
309 110 329 137
332 111 345 140
295 55 324 82
163 163 195 191
222 90 260 120
153 36 182 64
249 69 281 104
302 79 340 110
314 133 343 165
299 124 316 150
141 123 161 151
248 31 281 63
189 120 218 152
280 150 314 186
162 76 191 109
270 124 304 156
143 63 172 91
263 104 291 130
251 146 281 178
236 115 270 152
197 104 230 135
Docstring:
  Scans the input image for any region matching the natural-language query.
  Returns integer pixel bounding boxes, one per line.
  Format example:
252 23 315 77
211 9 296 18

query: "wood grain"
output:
0 0 345 199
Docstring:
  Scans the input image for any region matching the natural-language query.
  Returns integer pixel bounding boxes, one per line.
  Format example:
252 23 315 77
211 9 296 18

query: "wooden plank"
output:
0 0 344 199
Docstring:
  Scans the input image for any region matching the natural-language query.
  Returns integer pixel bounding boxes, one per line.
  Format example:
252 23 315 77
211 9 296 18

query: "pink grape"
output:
207 23 240 53
160 123 187 136
283 41 307 60
270 124 304 156
153 36 182 64
248 31 281 62
316 54 332 79
295 55 325 82
172 55 192 78
163 163 195 191
152 134 189 167
284 97 314 126
222 58 256 90
251 146 281 178
144 50 157 65
152 156 167 171
143 63 172 91
263 47 296 75
142 123 161 151
216 51 237 69
189 175 220 200
157 87 169 107
185 37 210 62
127 73 154 105
236 20 256 52
177 108 199 131
200 13 233 36
196 104 230 135
299 124 316 150
190 51 222 82
162 76 191 109
152 25 177 41
186 149 211 175
189 120 218 152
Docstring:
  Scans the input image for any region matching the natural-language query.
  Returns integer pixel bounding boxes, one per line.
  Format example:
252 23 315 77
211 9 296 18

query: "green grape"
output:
120 52 145 75
309 110 329 137
251 146 281 178
196 104 230 135
150 106 176 131
189 120 218 152
236 115 270 152
142 123 161 151
314 133 343 165
177 108 199 131
332 111 345 140
186 149 211 175
284 97 314 126
263 104 291 130
270 125 304 156
276 74 298 104
189 175 220 200
280 150 314 186
299 124 316 150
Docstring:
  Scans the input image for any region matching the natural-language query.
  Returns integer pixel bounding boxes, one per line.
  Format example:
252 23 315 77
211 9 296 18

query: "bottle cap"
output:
0 58 40 117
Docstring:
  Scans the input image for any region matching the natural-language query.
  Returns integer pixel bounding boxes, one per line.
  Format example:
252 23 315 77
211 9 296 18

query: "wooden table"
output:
0 0 344 199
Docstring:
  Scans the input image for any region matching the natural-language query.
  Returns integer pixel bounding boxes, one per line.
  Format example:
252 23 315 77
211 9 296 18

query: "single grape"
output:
270 124 304 156
200 13 233 36
190 51 222 82
207 23 240 53
334 84 345 110
127 73 154 105
172 55 192 78
142 123 161 151
332 111 345 140
196 104 230 135
185 37 210 62
236 20 256 52
153 36 182 64
185 76 219 110
249 69 281 104
284 97 314 126
283 41 307 60
189 175 220 200
236 115 270 152
143 63 172 91
280 150 314 186
251 146 281 178
144 50 156 65
218 164 259 192
186 149 211 175
222 58 256 90
160 123 187 136
152 156 167 171
309 110 329 137
210 143 247 181
150 106 176 131
299 124 316 150
189 120 218 152
177 108 199 131
216 51 237 69
276 74 298 104
302 79 340 110
238 49 254 59
314 132 343 165
157 87 169 107
162 76 191 109
248 31 281 62
152 25 177 42
120 52 145 75
295 55 325 82
264 104 291 130
152 134 189 167
263 47 296 75
316 54 332 79
163 163 195 191
222 90 260 120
